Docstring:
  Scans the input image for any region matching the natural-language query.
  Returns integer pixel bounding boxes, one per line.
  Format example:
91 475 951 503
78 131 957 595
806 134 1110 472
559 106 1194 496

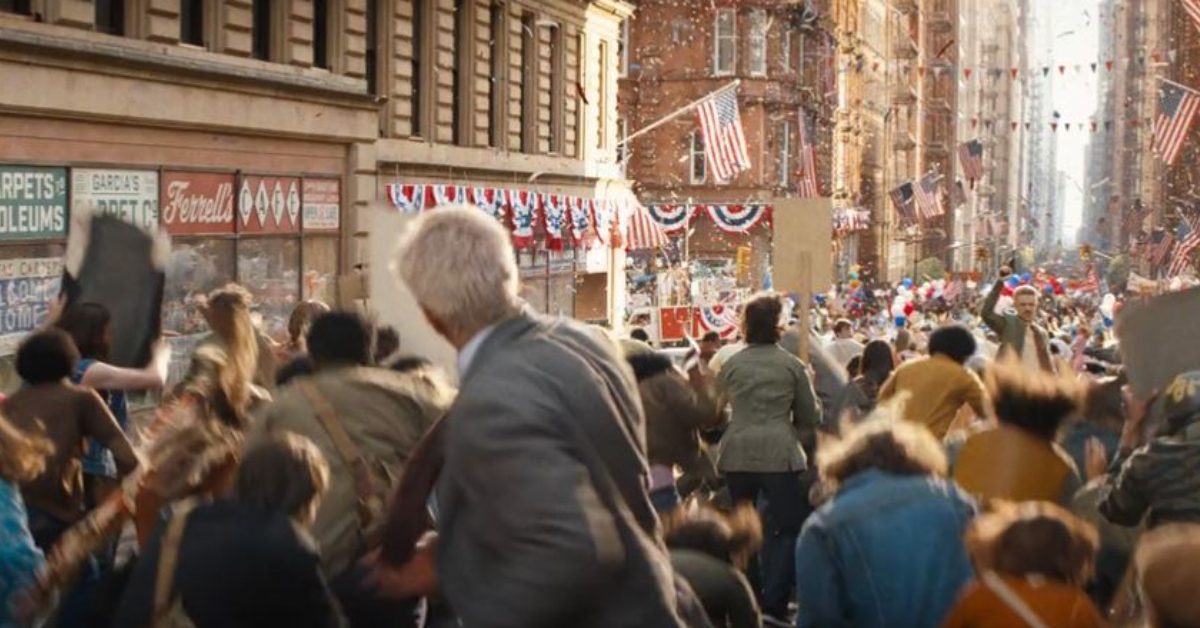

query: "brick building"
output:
619 0 836 311
0 0 630 388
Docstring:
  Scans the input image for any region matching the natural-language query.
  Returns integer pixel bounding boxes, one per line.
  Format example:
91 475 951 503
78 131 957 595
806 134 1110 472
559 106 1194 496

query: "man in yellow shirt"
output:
878 325 989 439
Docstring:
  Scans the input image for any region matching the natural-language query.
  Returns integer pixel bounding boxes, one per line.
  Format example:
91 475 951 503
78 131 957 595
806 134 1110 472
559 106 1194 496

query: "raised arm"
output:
81 342 170 391
980 279 1007 335
79 390 139 475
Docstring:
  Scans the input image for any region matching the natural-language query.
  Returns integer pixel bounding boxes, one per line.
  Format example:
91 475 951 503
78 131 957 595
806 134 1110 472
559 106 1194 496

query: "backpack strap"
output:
297 379 382 534
152 498 199 622
981 571 1050 628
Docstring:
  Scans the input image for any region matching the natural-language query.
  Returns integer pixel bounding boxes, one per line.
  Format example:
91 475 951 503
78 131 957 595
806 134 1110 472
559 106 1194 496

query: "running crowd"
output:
1 204 1198 628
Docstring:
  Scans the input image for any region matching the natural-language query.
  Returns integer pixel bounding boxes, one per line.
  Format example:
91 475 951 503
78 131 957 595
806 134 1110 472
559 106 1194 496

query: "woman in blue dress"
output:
0 413 52 628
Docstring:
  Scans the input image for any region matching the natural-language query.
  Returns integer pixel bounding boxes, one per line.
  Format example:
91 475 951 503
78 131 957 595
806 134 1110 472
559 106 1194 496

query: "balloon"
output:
1006 276 1020 288
901 278 914 289
1021 272 1032 283
904 302 915 316
1044 284 1054 295
894 315 907 328
1099 293 1116 319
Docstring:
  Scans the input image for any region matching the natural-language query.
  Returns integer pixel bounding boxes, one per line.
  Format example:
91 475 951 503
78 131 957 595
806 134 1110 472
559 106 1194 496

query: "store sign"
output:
302 179 340 232
0 166 68 240
0 257 62 355
161 171 236 235
71 169 158 230
238 175 301 234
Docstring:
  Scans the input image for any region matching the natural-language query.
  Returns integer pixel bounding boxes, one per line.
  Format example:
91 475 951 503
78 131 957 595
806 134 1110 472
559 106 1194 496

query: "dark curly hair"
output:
986 359 1081 441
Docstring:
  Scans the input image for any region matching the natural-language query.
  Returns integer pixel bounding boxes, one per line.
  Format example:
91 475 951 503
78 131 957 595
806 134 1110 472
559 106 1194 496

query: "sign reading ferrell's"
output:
238 175 301 234
0 257 63 355
72 169 159 231
0 166 68 240
302 179 340 232
161 171 236 236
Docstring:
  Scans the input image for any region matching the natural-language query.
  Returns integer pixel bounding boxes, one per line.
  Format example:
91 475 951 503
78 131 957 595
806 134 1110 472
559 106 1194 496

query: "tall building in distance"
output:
1019 0 1058 258
918 0 958 266
1082 0 1118 252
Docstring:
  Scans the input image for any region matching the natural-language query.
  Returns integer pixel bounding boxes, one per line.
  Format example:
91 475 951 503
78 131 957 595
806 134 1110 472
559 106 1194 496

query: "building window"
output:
796 33 805 78
488 1 507 147
366 0 379 94
412 0 433 137
549 24 564 154
778 120 790 186
252 0 271 60
313 0 330 69
598 39 609 150
453 0 473 145
714 9 735 76
521 12 537 153
748 9 766 76
0 0 30 14
782 29 792 72
617 18 629 77
95 0 125 35
616 118 627 176
180 0 204 45
690 131 706 184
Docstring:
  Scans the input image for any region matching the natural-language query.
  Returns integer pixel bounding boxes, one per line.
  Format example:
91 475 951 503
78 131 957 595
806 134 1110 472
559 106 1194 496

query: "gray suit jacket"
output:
435 313 695 628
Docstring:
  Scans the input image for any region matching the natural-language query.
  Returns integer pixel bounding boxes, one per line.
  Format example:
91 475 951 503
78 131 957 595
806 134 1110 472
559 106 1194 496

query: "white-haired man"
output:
374 206 705 628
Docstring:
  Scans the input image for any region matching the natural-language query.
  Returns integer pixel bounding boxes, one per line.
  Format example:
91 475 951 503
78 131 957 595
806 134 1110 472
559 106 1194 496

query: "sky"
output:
1043 0 1102 244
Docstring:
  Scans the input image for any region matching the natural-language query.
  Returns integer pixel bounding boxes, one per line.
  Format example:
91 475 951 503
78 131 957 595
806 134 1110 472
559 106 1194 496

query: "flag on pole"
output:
889 182 917 227
914 172 943 219
1149 228 1176 271
796 108 820 198
1153 81 1200 166
1168 212 1200 276
958 139 984 182
696 87 751 183
1183 0 1200 35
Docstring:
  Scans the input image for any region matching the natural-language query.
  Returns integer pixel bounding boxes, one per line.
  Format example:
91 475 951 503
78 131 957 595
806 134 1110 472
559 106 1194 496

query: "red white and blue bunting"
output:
431 184 467 207
644 203 773 234
471 187 508 220
696 304 740 339
508 189 539 249
388 184 429 213
542 194 568 251
833 207 872 237
567 197 591 245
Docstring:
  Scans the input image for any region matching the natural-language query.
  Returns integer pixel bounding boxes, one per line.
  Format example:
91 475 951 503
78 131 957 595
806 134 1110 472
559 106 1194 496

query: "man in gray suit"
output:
380 206 704 628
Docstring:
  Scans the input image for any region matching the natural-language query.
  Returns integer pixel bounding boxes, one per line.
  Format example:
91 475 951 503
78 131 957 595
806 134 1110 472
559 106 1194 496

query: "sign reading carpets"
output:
0 257 62 354
0 167 68 240
72 169 159 231
238 175 301 234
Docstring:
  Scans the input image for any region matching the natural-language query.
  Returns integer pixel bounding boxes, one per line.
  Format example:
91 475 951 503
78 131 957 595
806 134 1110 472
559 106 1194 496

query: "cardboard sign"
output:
0 166 68 240
72 169 159 231
161 171 236 235
302 179 340 232
0 257 62 355
1116 286 1200 399
238 175 301 234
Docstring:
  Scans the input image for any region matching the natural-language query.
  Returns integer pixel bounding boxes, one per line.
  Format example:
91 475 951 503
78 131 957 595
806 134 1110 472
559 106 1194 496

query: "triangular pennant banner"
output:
1011 121 1019 131
1058 65 1066 75
1090 62 1097 72
964 68 973 80
1105 59 1114 71
1042 66 1050 77
1010 67 1019 80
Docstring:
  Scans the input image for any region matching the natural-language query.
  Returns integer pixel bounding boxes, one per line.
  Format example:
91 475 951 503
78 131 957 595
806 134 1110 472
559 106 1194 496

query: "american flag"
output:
1149 228 1176 270
914 172 943 219
1168 212 1200 276
1184 0 1200 34
958 139 984 181
696 87 751 183
889 182 917 226
797 108 820 198
1153 82 1200 166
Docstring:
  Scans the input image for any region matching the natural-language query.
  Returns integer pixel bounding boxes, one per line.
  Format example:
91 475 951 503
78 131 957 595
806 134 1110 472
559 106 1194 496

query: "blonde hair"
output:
819 416 949 487
392 205 520 340
0 413 53 483
202 284 259 412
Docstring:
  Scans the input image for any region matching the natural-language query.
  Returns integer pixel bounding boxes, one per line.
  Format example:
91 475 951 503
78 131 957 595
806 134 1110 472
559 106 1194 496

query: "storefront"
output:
0 158 345 392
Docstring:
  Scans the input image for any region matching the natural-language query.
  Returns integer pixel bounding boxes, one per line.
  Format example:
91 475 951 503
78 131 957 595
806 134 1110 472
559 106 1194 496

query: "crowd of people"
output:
0 202 1198 627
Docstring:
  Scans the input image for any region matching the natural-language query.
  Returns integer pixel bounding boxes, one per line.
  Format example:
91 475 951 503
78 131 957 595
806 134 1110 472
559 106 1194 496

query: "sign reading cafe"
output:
0 166 68 240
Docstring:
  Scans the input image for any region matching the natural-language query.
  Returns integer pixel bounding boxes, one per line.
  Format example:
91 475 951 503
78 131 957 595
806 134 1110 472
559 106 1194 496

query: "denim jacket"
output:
795 469 977 628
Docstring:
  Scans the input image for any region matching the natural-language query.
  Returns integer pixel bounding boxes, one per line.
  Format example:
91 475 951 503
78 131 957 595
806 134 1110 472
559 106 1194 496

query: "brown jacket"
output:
878 354 989 440
628 352 719 471
4 381 138 522
952 424 1081 505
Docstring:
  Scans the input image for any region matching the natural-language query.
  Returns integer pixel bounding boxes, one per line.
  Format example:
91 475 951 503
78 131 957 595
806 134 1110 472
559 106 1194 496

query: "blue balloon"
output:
894 315 908 328
1021 272 1032 283
901 277 914 289
1044 284 1054 295
1006 276 1020 288
1103 316 1113 329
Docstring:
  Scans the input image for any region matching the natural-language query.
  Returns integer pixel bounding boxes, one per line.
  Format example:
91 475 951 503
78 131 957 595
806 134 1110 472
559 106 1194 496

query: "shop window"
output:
520 12 538 153
95 0 125 35
0 0 31 15
302 237 339 303
690 131 706 184
488 1 507 147
252 0 272 60
313 0 330 69
238 238 300 343
162 239 236 385
180 0 204 45
713 9 735 76
748 9 766 77
518 249 548 313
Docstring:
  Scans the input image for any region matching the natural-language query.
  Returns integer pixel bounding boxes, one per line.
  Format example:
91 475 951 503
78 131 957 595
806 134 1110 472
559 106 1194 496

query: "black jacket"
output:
113 500 344 628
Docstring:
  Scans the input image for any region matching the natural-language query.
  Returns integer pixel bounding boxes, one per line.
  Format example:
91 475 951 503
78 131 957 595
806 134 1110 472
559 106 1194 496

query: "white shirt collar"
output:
457 324 498 377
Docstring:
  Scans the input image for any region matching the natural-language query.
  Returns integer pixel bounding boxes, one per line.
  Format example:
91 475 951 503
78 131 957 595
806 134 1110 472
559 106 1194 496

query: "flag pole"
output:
618 80 740 147
1157 76 1200 97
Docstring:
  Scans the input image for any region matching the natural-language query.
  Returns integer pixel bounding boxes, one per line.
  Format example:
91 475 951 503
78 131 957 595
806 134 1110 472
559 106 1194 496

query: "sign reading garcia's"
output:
0 167 68 240
161 171 236 235
72 169 159 231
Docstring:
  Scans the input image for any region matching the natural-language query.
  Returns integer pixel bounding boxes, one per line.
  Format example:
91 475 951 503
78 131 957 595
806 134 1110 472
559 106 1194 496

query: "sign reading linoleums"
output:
302 179 340 232
0 257 63 355
238 175 300 234
0 167 68 240
71 169 159 230
161 171 236 236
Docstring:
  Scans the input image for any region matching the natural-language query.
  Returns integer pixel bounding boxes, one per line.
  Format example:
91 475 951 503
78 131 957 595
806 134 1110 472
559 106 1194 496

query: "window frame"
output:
747 9 767 77
520 11 539 153
778 119 790 187
452 0 475 145
548 23 565 154
597 38 610 151
95 0 125 36
617 18 629 78
690 130 707 184
251 0 272 60
488 1 509 148
179 0 205 46
782 28 792 72
0 0 31 15
713 8 736 76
